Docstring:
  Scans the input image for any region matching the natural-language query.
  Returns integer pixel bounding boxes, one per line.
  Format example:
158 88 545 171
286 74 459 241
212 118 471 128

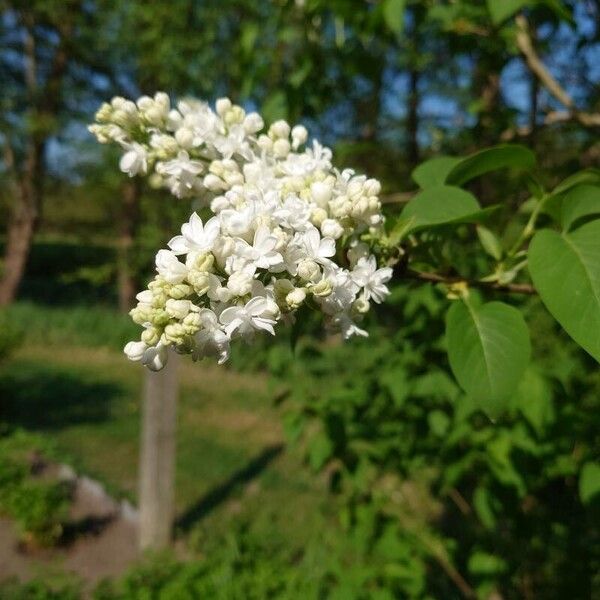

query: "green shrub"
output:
4 478 71 547
275 285 600 599
0 309 23 362
0 577 81 600
0 431 71 547
94 525 328 600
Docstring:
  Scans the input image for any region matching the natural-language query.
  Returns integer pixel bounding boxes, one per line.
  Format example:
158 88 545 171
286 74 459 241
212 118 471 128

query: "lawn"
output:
0 302 332 551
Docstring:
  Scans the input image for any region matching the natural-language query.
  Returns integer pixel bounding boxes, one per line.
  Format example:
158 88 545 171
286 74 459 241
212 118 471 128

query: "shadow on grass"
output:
176 444 284 533
0 363 121 431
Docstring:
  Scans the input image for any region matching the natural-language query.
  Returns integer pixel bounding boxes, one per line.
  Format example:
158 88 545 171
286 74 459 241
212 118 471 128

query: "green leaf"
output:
401 185 480 232
412 156 462 189
262 91 288 122
473 486 496 529
446 300 531 414
308 431 333 471
445 205 502 226
487 0 529 25
240 22 259 56
446 145 536 187
485 0 571 26
552 168 600 195
477 225 503 260
540 0 575 25
579 462 600 505
528 222 600 362
513 368 554 436
468 551 508 576
560 184 600 231
386 215 416 246
383 0 406 34
428 410 450 437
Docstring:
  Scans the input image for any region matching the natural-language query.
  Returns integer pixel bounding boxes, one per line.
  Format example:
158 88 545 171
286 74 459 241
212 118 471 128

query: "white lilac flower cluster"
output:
90 92 392 370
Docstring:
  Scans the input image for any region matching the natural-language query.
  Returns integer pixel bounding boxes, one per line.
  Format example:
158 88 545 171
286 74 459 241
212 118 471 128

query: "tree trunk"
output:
138 353 179 550
117 178 141 313
406 6 421 170
0 141 44 306
407 67 420 170
527 26 539 149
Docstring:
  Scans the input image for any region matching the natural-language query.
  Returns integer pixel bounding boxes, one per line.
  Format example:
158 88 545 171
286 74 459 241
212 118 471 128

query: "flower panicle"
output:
91 93 391 370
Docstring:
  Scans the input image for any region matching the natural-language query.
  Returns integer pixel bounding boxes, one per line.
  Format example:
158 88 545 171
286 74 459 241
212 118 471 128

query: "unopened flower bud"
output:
243 113 264 133
273 138 291 158
136 96 153 111
167 110 183 129
175 127 194 149
203 173 226 192
154 92 170 112
182 313 202 334
148 173 164 189
136 290 153 304
352 296 370 314
364 178 381 196
95 103 112 122
321 218 344 240
145 107 164 126
124 341 147 361
269 120 290 139
215 97 232 117
310 181 332 207
297 259 321 283
141 327 161 346
165 299 192 320
130 306 152 326
286 288 306 309
291 124 308 148
169 283 192 299
224 106 245 126
187 252 214 272
310 279 332 297
310 207 328 227
257 134 273 152
111 96 126 110
163 323 187 344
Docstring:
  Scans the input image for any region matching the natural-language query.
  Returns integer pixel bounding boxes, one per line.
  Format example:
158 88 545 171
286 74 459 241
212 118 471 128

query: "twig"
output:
448 487 471 516
515 15 600 129
398 267 537 295
381 191 413 205
500 110 594 141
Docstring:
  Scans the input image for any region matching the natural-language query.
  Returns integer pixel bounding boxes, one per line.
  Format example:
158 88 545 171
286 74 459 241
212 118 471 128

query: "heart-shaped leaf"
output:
528 221 600 362
446 145 536 187
552 168 600 195
446 300 531 415
487 0 528 25
560 184 600 231
412 156 462 189
579 462 600 505
383 0 406 34
401 185 480 232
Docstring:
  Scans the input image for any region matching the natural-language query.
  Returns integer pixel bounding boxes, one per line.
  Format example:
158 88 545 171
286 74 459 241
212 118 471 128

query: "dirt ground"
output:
0 463 139 588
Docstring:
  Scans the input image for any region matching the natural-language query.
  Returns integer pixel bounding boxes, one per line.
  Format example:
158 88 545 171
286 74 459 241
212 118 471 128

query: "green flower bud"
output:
310 279 332 297
141 327 161 346
169 283 192 299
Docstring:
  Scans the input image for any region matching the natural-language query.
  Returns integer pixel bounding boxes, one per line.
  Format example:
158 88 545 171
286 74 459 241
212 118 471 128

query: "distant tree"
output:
0 0 117 305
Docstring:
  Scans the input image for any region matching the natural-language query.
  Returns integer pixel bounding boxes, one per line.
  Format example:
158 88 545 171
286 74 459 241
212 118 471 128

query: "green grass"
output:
0 302 332 550
4 302 138 350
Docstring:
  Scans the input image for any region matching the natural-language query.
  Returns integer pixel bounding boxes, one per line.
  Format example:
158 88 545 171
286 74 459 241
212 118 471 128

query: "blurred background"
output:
0 1 599 598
